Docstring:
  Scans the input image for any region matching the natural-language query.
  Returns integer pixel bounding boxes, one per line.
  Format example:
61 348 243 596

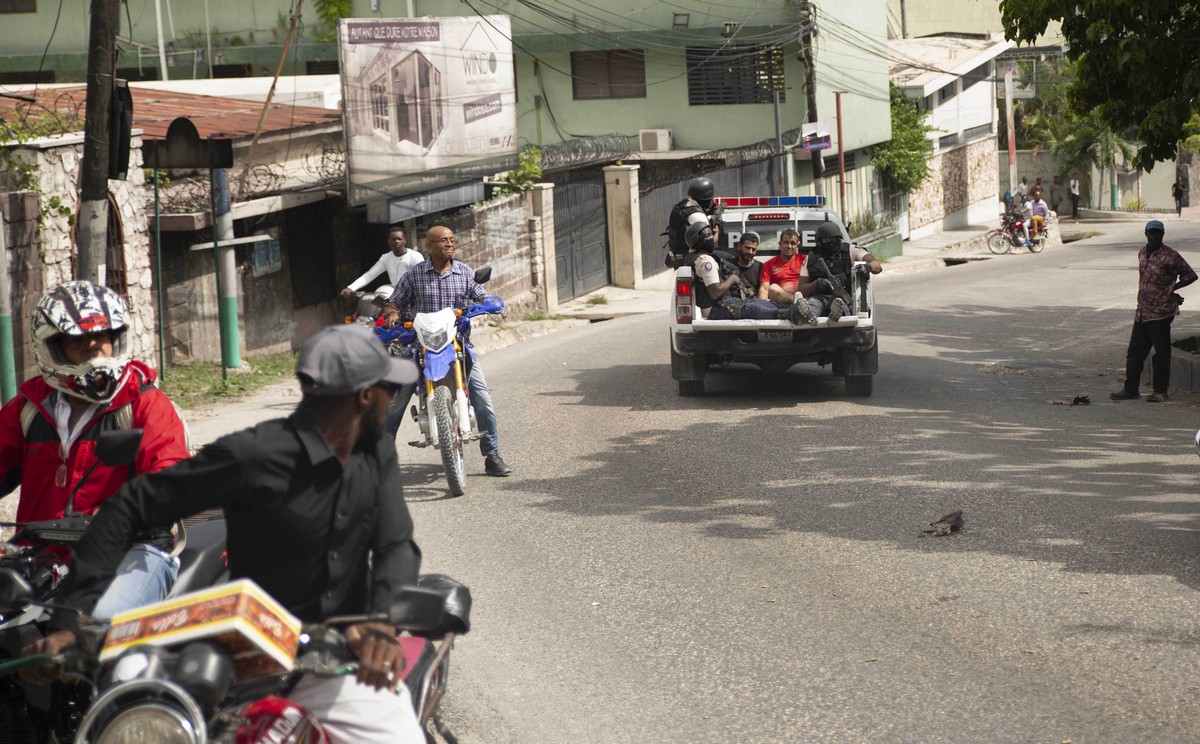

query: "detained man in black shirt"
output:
21 323 426 743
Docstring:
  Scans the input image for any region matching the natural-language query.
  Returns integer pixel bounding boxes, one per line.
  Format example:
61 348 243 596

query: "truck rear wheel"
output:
845 375 873 396
678 379 705 396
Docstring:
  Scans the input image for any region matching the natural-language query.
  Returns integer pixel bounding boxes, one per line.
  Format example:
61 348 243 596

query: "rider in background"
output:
383 226 513 477
341 225 423 298
0 281 190 618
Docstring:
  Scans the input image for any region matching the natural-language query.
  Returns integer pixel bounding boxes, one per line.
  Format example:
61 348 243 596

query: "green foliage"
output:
159 351 298 410
313 0 352 42
846 210 896 240
1000 0 1198 167
493 146 543 197
871 84 936 193
1125 198 1147 211
0 110 85 227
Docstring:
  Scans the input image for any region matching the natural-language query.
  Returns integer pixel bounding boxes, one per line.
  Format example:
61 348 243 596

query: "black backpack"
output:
663 198 705 268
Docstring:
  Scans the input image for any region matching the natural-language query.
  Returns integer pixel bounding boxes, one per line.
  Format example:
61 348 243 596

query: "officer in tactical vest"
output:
794 222 883 323
664 177 724 268
686 222 804 323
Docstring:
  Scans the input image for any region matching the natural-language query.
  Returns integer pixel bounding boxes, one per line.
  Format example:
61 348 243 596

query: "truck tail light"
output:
675 278 693 324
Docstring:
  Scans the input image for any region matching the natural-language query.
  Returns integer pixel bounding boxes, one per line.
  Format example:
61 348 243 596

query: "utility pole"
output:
77 0 121 285
900 0 908 38
799 0 825 197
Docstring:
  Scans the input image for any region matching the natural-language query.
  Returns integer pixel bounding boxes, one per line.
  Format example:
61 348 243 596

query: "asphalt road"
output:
409 220 1200 744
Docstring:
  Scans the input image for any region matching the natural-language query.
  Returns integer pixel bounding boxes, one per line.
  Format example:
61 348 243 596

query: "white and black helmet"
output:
30 281 132 404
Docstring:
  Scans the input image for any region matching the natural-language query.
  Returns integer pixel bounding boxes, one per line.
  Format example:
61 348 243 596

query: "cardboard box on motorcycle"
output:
100 579 302 680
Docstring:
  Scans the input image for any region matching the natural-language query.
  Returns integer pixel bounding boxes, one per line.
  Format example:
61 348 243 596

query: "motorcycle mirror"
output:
95 429 144 468
473 267 492 284
386 587 446 632
0 567 33 613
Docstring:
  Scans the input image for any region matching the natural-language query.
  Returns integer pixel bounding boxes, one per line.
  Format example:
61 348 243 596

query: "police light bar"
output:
715 196 826 207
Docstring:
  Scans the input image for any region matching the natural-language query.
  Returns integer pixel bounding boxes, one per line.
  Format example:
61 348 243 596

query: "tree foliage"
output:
1000 0 1200 167
313 0 352 42
872 83 936 193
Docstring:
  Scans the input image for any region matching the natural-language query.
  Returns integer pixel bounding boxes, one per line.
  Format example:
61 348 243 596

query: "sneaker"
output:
1110 390 1139 401
789 295 817 326
485 453 513 476
1145 392 1169 403
827 298 847 323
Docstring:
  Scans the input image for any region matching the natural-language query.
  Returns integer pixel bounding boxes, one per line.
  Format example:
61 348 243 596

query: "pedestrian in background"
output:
1069 173 1081 218
1111 220 1197 403
1172 178 1187 217
1049 176 1063 214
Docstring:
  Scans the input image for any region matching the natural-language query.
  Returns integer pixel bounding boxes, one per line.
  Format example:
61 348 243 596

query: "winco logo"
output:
461 23 499 78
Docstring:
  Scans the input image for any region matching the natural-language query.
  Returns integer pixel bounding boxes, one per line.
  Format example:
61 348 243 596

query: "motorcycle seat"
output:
417 573 472 636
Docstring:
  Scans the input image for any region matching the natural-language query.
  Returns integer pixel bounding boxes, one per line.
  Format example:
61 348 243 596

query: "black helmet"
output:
684 221 712 250
815 222 841 244
687 177 715 204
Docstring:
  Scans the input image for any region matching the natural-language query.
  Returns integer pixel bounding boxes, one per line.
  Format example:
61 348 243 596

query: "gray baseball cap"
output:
296 324 418 396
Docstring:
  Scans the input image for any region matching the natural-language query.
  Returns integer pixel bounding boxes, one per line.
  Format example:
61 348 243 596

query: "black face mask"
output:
1146 232 1164 249
696 235 717 253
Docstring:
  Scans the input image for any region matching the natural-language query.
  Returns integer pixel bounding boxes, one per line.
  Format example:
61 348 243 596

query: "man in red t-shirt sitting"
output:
757 229 807 304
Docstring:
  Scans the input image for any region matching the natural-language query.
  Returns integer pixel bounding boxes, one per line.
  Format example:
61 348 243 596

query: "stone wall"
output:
445 191 548 322
909 137 999 231
1 135 156 367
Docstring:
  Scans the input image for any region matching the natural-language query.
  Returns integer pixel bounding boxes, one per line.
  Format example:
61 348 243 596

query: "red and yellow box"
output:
100 579 302 680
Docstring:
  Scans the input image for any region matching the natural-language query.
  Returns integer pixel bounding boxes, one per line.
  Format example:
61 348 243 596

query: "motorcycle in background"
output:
0 572 472 744
988 210 1045 255
373 268 504 497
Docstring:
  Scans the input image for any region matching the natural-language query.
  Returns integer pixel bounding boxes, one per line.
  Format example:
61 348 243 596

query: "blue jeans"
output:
387 357 500 457
90 543 179 620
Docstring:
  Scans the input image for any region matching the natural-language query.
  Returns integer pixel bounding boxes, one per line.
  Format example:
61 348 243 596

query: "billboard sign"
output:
339 16 518 206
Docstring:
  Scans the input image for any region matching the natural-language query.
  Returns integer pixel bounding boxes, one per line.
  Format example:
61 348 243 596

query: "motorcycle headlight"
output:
418 328 449 351
95 703 201 744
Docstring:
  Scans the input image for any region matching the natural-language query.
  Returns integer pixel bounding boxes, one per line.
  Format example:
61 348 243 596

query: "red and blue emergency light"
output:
715 196 826 207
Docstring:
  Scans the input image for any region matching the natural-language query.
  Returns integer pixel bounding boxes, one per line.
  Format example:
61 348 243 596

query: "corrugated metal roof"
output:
0 85 341 140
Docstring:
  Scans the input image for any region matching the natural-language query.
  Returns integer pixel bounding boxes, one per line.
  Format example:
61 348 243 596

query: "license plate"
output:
757 330 791 343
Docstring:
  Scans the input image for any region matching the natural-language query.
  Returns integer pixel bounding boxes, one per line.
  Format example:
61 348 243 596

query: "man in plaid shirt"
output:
383 225 512 476
1111 220 1197 403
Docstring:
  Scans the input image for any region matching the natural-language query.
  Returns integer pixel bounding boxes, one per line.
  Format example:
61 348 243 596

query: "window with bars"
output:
370 79 390 133
0 0 35 12
822 153 857 175
686 45 785 106
571 50 646 100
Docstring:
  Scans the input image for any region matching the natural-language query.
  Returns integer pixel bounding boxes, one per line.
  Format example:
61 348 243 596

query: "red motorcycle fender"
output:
236 696 330 744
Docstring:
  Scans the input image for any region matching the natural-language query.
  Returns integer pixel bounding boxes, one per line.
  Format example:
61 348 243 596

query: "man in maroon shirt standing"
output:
1111 220 1197 403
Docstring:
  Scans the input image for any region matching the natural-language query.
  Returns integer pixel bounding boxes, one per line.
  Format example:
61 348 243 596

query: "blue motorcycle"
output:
375 271 503 496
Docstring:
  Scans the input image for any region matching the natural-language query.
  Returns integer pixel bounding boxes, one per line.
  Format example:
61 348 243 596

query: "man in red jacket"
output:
0 281 190 618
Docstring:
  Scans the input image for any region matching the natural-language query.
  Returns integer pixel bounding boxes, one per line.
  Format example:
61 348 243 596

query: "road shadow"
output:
515 300 1200 590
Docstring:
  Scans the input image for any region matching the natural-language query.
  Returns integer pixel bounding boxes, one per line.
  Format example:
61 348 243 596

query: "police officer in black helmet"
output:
794 222 883 323
664 177 725 268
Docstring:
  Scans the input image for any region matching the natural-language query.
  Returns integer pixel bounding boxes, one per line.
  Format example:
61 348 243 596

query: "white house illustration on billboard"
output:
359 46 446 150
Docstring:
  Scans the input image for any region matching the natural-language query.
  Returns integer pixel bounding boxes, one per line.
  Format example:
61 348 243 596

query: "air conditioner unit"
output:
639 129 673 152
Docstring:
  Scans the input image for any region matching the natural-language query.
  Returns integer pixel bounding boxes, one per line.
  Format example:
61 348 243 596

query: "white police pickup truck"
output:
669 195 878 396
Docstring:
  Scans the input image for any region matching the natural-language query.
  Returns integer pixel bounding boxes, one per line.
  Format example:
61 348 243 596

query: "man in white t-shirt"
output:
342 226 423 296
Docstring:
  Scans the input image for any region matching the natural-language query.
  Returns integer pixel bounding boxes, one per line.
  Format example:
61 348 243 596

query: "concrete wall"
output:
909 137 1000 239
885 0 1063 44
999 150 1179 212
